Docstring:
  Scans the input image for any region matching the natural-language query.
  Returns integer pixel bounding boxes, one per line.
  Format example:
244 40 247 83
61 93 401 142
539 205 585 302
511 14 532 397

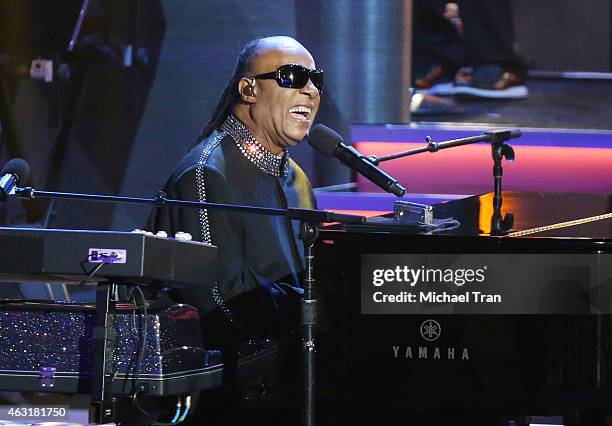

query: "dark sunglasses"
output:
252 64 324 93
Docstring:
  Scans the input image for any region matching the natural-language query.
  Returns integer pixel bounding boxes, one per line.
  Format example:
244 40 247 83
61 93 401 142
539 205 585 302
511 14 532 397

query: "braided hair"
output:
192 38 263 146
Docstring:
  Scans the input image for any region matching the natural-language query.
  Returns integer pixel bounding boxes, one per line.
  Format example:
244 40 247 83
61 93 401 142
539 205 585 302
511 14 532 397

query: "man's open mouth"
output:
289 106 312 122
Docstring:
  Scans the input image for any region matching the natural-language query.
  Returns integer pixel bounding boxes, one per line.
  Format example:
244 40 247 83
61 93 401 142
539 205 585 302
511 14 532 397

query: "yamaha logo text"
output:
392 319 470 361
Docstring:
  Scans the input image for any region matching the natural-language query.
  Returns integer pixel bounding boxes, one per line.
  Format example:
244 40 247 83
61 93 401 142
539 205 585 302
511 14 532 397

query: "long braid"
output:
192 38 262 147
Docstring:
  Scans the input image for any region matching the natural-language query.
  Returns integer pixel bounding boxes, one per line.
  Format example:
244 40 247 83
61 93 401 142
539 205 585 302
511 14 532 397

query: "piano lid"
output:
432 191 612 238
324 191 612 240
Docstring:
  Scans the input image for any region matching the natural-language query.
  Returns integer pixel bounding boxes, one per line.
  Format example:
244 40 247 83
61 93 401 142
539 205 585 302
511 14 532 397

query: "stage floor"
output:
413 76 612 131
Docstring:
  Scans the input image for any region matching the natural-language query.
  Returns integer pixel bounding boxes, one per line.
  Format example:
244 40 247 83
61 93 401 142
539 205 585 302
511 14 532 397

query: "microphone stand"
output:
368 129 518 228
12 186 366 426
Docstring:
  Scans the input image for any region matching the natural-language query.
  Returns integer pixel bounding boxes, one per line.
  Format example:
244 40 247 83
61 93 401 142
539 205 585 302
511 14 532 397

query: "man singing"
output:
150 36 322 349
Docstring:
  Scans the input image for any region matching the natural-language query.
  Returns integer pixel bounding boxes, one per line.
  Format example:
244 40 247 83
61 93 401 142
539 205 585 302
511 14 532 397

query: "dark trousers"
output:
413 0 527 71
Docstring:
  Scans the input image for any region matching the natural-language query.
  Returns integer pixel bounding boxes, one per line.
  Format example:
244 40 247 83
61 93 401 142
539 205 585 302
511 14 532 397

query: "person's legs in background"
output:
453 0 529 98
413 0 465 90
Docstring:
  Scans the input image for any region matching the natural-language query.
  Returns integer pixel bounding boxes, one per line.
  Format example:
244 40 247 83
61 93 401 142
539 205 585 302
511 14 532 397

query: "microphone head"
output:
308 124 343 157
1 158 30 184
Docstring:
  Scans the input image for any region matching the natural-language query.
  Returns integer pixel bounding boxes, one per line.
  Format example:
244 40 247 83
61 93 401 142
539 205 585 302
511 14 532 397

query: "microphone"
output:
308 125 406 197
0 158 30 201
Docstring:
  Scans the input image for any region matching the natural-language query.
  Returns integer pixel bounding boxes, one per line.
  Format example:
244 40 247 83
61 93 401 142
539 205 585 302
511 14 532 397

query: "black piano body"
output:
315 191 612 426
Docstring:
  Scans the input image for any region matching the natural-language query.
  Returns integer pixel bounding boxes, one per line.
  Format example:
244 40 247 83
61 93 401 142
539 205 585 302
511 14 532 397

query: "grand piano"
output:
314 191 612 426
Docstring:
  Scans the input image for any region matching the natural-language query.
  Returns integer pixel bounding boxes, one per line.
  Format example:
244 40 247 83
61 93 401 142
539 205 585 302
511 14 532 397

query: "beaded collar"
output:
220 115 289 178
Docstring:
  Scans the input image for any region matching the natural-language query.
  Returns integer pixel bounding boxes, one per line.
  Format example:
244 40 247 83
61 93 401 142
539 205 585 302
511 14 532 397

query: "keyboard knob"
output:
175 231 193 241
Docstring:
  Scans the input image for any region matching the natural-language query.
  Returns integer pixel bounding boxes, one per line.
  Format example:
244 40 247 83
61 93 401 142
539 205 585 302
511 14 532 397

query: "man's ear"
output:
238 78 257 103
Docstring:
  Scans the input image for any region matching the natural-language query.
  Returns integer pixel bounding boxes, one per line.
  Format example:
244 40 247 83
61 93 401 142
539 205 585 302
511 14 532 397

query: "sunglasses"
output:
252 64 324 93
